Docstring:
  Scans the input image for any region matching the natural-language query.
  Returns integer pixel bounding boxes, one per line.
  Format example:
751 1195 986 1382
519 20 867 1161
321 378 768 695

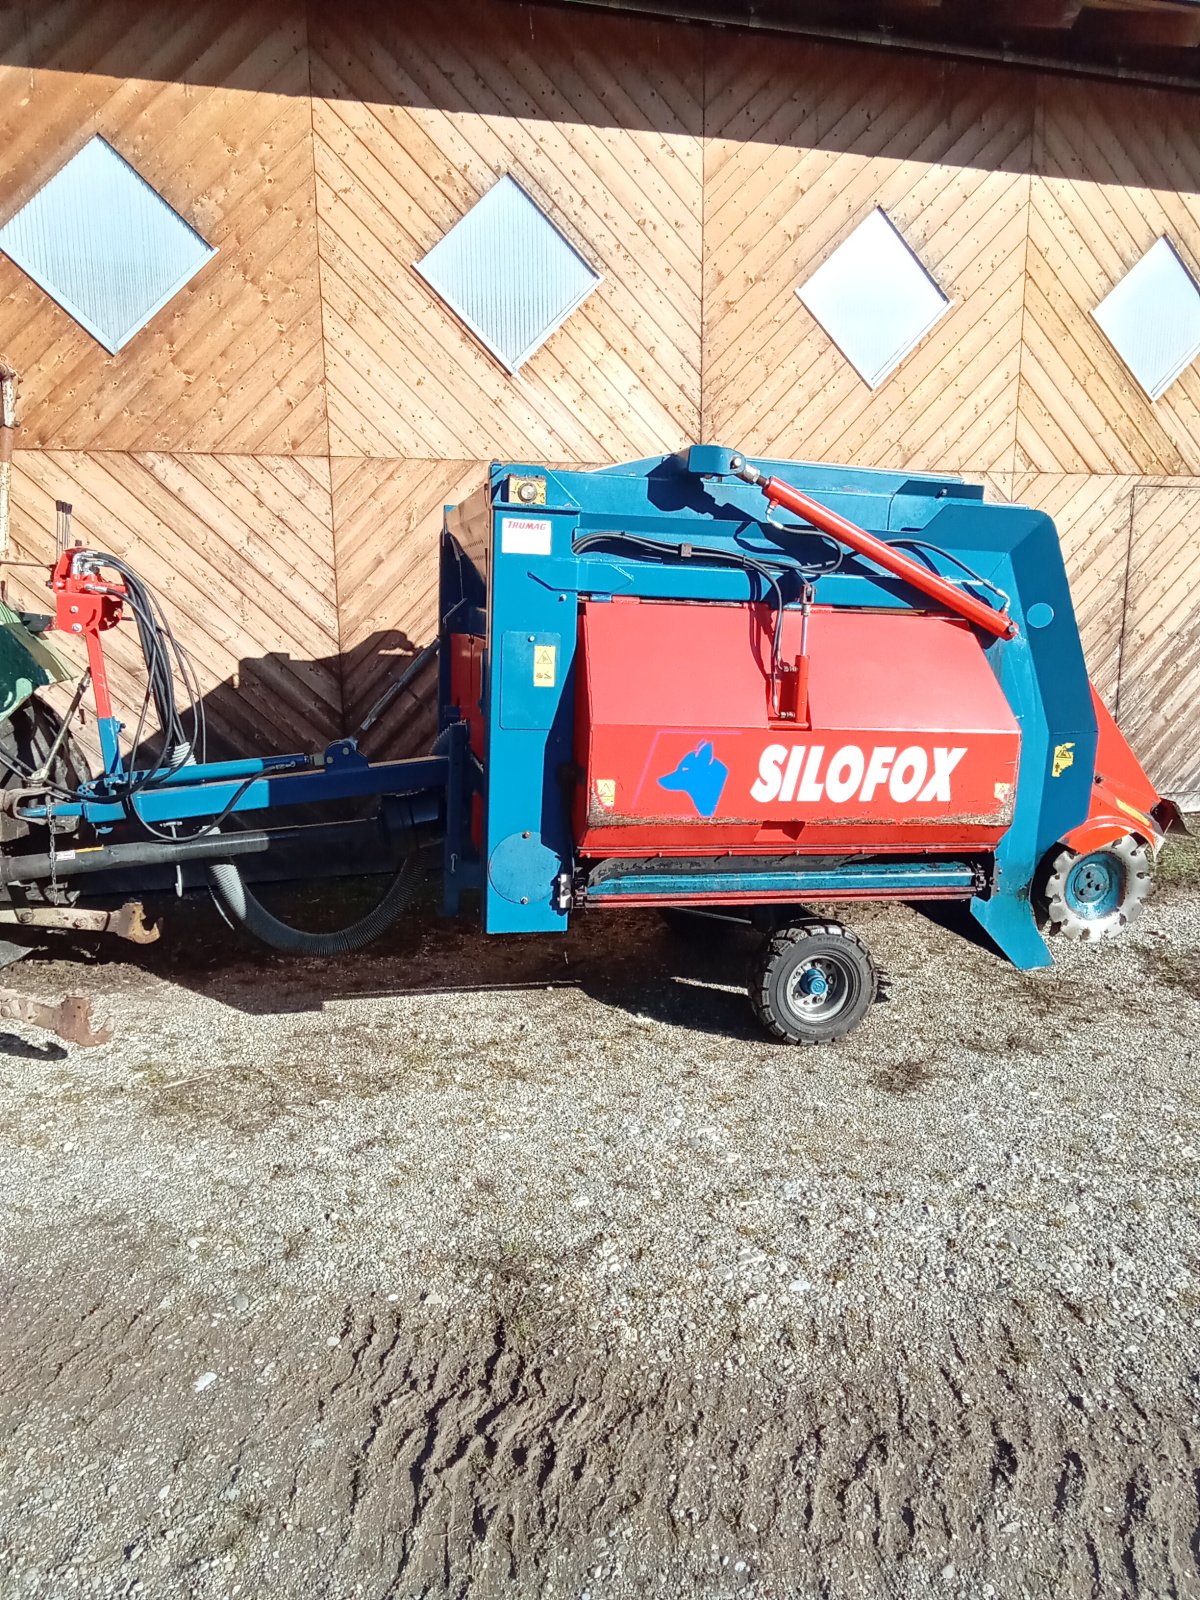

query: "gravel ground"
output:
0 835 1198 1600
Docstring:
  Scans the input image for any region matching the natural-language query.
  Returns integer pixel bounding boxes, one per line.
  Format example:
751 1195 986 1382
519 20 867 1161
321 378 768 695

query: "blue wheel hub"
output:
798 969 829 998
1064 851 1123 918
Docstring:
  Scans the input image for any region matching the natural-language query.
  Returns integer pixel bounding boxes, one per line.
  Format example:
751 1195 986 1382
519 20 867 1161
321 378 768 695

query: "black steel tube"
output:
1 818 387 887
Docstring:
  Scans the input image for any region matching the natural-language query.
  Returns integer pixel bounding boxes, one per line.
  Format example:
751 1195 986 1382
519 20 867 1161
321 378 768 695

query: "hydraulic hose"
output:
206 856 418 957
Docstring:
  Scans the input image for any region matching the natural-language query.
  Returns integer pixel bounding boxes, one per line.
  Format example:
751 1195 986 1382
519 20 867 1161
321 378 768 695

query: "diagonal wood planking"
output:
1120 486 1200 802
703 38 1034 474
332 457 489 758
0 3 1195 794
7 451 341 765
990 471 1199 801
1018 76 1200 475
995 472 1139 706
0 1 327 454
308 0 702 464
333 456 603 758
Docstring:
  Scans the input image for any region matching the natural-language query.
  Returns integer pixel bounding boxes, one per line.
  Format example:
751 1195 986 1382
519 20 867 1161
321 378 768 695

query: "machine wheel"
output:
1039 834 1153 941
0 697 89 846
750 919 877 1045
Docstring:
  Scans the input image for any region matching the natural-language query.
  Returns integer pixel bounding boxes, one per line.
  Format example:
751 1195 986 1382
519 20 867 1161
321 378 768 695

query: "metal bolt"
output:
528 635 535 642
522 830 530 839
71 623 81 633
520 896 529 905
69 604 79 614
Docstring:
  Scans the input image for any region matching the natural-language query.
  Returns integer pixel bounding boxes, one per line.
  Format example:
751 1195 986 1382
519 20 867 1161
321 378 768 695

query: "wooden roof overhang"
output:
543 0 1200 87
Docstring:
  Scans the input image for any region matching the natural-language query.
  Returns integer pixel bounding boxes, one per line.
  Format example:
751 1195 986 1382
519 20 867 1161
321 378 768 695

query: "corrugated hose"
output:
206 856 418 957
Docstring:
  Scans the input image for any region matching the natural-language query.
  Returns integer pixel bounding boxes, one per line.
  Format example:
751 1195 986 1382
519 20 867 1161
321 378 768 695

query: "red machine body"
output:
572 598 1021 858
1064 686 1165 853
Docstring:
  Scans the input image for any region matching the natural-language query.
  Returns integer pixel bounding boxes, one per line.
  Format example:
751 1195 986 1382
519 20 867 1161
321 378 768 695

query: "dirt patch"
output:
870 1055 937 1094
1158 814 1200 891
1 891 1199 1597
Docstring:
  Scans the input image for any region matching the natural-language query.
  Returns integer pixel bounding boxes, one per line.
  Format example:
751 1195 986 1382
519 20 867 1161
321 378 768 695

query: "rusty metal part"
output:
0 987 112 1047
0 900 160 943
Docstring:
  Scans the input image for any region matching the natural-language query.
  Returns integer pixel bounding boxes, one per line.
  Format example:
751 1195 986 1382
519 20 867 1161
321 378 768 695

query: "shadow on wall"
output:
0 0 1134 177
113 631 441 775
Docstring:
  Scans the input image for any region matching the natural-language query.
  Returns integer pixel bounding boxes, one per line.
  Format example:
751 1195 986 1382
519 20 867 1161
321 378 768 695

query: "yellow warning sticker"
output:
1116 796 1155 833
533 643 556 687
1051 742 1075 778
594 778 616 810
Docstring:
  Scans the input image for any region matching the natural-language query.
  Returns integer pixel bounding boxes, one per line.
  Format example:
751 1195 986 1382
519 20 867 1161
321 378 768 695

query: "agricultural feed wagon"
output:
0 447 1182 1045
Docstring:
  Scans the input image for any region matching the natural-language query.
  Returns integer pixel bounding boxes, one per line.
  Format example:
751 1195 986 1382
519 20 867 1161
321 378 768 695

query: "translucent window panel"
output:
1092 237 1200 402
797 208 951 390
415 175 601 372
0 135 216 354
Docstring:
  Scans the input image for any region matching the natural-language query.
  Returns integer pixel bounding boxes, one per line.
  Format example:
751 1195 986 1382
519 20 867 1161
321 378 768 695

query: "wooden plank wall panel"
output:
1120 486 1200 802
0 1 327 455
6 452 340 764
0 2 1195 794
994 473 1138 705
703 39 1033 474
309 0 702 464
1018 78 1200 475
332 458 489 758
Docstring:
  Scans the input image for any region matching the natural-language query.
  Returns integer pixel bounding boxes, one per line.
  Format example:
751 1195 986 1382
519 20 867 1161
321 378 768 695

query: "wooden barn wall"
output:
0 0 1196 801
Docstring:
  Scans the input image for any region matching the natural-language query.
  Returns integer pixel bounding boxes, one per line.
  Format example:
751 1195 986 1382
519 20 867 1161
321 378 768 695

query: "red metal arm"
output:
736 462 1017 641
48 549 127 721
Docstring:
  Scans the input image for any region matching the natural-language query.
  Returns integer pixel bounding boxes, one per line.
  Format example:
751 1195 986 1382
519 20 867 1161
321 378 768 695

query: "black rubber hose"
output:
206 856 418 956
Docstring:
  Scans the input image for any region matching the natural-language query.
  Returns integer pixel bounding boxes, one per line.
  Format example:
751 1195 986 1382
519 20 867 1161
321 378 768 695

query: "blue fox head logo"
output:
657 741 728 819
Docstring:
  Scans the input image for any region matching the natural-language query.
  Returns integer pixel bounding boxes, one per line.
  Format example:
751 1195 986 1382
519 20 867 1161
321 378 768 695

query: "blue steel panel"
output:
0 136 216 354
481 500 581 934
499 631 561 729
587 863 977 900
414 175 600 372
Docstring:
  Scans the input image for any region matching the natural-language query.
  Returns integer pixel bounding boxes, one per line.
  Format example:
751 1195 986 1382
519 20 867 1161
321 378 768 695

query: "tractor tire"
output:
1039 834 1153 941
0 698 89 847
750 919 877 1045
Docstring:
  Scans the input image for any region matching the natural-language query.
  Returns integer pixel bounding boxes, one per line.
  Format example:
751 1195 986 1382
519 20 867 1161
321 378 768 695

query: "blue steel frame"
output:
33 732 449 831
443 445 1095 968
27 711 453 867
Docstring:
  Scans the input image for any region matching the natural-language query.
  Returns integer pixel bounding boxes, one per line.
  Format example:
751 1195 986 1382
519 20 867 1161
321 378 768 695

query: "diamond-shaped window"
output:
797 208 951 390
1092 237 1200 402
0 135 216 354
415 175 601 372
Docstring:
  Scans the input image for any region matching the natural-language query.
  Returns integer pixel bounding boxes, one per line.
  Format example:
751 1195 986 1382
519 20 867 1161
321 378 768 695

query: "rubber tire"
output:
0 698 89 846
750 919 877 1045
1039 834 1153 941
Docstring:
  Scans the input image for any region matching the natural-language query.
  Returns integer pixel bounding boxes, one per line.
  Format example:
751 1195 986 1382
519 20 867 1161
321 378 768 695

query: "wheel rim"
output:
1063 851 1124 919
784 952 855 1020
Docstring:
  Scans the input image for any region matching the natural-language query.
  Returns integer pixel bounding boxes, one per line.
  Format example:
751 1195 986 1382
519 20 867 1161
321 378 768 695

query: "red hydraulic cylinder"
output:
735 461 1018 641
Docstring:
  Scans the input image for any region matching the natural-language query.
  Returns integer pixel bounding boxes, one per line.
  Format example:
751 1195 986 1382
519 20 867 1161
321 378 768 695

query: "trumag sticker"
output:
500 516 552 555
